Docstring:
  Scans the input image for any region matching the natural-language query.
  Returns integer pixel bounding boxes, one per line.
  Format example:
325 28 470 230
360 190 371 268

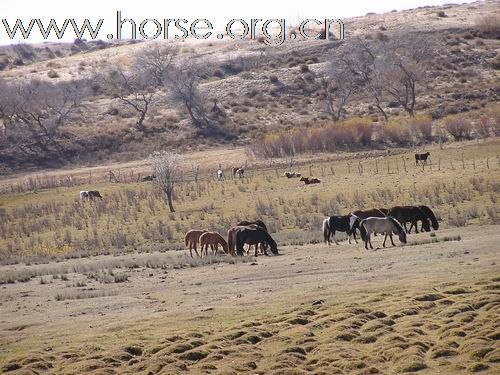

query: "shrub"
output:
47 70 59 78
299 64 309 73
445 117 474 140
474 116 491 138
383 119 412 146
269 75 279 83
475 15 500 37
410 114 433 142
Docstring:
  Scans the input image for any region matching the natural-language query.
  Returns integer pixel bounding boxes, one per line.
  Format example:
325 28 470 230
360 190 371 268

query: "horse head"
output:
398 230 407 244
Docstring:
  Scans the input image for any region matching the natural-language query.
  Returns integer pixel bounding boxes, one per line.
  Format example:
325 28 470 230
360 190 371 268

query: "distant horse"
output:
199 232 228 256
323 215 357 245
237 220 269 254
415 152 430 165
141 175 156 182
184 229 208 257
217 169 224 180
299 177 321 185
388 206 431 233
232 167 244 178
79 191 89 200
359 217 407 250
284 172 301 178
235 226 278 256
88 190 103 200
418 205 439 231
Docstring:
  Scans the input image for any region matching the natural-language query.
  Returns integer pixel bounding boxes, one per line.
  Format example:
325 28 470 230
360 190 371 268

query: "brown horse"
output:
88 190 103 200
184 229 208 257
199 232 228 256
284 172 301 178
299 177 321 185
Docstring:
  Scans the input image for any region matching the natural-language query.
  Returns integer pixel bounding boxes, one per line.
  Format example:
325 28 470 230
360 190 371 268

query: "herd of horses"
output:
323 205 439 250
184 220 278 258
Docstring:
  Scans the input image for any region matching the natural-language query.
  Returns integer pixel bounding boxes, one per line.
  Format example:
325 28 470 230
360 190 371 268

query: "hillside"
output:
0 1 499 173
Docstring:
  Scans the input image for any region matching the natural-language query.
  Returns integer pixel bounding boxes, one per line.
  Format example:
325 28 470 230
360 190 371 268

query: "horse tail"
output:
184 232 190 246
359 220 367 242
420 205 439 230
227 229 234 255
323 218 330 244
388 216 404 234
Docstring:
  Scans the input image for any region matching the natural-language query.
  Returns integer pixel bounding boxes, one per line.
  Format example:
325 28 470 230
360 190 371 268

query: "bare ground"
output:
0 225 498 374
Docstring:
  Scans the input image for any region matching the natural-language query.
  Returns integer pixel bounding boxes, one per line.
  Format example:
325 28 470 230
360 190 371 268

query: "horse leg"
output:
383 233 387 247
189 242 193 258
403 222 409 233
390 234 396 246
414 221 419 233
194 243 200 258
332 230 339 245
368 234 373 250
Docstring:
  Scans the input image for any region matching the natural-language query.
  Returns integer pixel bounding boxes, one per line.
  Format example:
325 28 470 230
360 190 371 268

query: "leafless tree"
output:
165 60 214 129
149 151 181 212
0 78 85 162
103 68 156 131
377 34 433 117
135 43 178 87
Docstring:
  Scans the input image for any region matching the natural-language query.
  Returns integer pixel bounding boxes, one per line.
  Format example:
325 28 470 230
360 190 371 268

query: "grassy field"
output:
0 139 499 264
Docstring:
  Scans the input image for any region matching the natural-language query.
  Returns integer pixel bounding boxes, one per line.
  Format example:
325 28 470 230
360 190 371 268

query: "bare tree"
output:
149 151 181 212
103 68 156 131
377 34 432 117
321 59 358 121
0 78 85 163
165 60 213 129
135 43 178 87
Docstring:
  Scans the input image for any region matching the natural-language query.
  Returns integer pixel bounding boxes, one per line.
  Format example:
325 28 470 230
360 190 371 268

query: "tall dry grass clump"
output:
444 116 474 140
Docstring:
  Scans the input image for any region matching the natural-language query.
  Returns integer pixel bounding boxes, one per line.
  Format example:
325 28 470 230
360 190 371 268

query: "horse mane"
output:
419 205 439 230
387 216 404 234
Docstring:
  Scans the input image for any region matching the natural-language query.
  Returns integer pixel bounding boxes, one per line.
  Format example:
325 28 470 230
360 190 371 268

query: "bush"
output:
475 15 500 37
299 64 309 73
269 75 279 83
383 119 412 146
47 70 59 79
410 114 433 142
445 117 474 140
474 116 491 138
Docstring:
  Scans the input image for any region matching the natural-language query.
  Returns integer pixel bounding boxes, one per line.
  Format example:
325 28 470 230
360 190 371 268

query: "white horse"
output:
359 217 407 250
79 191 89 200
217 169 224 180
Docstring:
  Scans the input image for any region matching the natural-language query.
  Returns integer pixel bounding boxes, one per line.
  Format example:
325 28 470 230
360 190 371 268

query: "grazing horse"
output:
88 190 103 200
199 232 228 256
217 169 224 180
323 215 357 245
350 208 388 234
359 217 407 250
284 172 301 178
232 167 244 178
388 206 431 233
79 191 89 200
235 226 279 256
418 205 439 231
237 220 269 254
141 175 156 182
184 229 208 257
415 152 430 165
299 177 321 185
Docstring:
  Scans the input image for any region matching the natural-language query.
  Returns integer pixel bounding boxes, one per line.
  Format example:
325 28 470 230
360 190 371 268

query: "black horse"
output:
388 206 431 233
235 226 278 256
415 152 430 165
88 190 103 200
237 220 268 232
323 215 357 245
416 205 439 232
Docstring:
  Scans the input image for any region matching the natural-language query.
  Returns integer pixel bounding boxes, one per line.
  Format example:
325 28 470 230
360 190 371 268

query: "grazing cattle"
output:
299 177 321 185
235 226 279 256
88 190 103 200
79 191 89 200
417 205 439 231
141 175 156 182
323 215 357 245
199 232 228 256
388 206 431 233
184 229 208 257
415 152 430 165
284 172 302 178
359 217 407 250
